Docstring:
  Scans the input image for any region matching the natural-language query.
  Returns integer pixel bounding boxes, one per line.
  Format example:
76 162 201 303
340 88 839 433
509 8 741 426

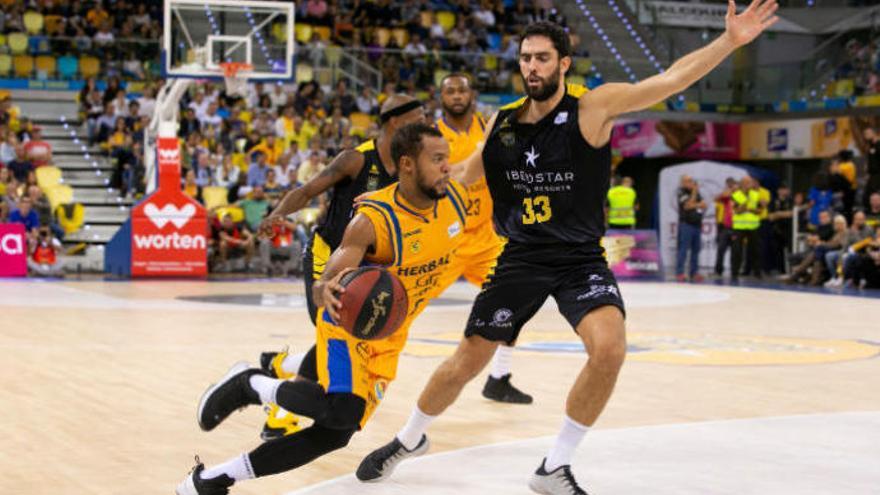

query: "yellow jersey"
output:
314 181 469 427
436 114 493 232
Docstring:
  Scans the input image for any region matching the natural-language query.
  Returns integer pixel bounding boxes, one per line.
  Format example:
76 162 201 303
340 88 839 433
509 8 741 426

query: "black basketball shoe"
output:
197 361 266 431
482 373 534 404
176 458 235 495
356 434 430 482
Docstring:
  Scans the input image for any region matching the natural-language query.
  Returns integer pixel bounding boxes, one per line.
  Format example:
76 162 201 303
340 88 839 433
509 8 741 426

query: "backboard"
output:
163 0 295 81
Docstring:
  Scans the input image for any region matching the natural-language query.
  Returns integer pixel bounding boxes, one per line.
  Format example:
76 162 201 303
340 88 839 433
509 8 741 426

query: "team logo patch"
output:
410 240 422 254
500 131 515 147
524 146 540 168
448 221 461 238
490 308 513 328
554 112 568 125
374 379 388 401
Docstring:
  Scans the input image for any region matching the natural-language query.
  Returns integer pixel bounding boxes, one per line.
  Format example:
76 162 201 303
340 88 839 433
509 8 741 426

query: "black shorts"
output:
464 242 625 344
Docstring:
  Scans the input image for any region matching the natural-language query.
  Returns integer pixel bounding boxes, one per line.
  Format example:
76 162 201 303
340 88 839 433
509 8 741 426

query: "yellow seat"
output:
216 206 244 224
35 55 55 79
315 67 332 86
44 184 73 212
325 45 342 65
437 11 456 32
7 33 29 55
567 74 586 87
433 69 450 87
23 11 44 35
202 186 229 210
375 28 391 47
55 203 85 235
483 55 498 71
36 166 62 189
391 28 408 47
295 63 313 83
79 55 100 78
349 112 373 132
13 55 33 78
295 24 313 44
44 15 64 35
574 57 592 75
0 54 11 77
271 22 288 43
314 26 331 41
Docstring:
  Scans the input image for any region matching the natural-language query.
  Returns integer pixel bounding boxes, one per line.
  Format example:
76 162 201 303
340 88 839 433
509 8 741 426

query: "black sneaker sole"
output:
197 361 250 431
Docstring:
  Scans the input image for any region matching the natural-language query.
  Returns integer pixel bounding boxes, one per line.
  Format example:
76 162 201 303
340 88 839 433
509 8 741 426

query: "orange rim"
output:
219 62 253 77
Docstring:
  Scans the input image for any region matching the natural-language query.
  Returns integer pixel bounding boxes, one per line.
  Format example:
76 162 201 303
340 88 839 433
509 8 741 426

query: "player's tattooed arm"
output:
579 0 778 147
258 150 364 237
313 213 376 320
452 112 497 186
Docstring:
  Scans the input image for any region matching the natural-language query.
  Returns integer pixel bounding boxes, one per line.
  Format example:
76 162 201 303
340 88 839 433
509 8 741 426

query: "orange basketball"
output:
337 267 408 340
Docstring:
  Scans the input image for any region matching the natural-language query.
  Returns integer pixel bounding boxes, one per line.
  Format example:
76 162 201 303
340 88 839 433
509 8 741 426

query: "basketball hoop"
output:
219 62 253 97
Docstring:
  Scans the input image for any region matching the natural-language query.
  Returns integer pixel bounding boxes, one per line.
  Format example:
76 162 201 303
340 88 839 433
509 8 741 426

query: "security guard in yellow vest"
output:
731 175 762 281
606 176 638 229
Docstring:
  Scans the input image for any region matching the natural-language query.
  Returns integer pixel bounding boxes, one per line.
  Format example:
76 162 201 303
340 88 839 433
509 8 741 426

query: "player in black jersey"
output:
359 4 779 493
252 94 425 439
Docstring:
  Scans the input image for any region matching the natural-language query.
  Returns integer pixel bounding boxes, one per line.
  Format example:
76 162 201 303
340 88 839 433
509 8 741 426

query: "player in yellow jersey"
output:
177 123 466 495
434 73 532 404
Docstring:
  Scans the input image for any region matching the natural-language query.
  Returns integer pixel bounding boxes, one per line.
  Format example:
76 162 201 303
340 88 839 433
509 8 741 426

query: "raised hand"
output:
725 0 779 47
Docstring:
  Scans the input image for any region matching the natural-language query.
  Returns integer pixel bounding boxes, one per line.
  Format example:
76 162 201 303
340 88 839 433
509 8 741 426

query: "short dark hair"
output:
520 21 571 59
391 123 443 167
441 72 473 87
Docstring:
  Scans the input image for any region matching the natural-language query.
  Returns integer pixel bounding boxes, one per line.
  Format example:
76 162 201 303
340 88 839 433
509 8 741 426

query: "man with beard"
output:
435 73 532 404
359 5 779 493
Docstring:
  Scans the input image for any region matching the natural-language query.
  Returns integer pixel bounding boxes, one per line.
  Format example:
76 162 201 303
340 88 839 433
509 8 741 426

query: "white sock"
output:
280 351 306 375
544 415 590 471
396 406 436 450
490 345 513 379
201 453 255 482
249 374 281 405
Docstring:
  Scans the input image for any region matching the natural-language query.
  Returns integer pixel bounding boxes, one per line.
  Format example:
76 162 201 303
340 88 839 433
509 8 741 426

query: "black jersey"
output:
316 139 396 250
482 84 611 246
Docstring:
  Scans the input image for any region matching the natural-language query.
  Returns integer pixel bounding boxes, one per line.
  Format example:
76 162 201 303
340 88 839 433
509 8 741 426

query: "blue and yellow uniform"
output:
435 113 506 289
315 181 469 427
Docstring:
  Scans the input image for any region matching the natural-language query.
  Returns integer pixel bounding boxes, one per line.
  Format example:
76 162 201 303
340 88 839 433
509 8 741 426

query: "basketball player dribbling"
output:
359 3 779 494
177 123 471 495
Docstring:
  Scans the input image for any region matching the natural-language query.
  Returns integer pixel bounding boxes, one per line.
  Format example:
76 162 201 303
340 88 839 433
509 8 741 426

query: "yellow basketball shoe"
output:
259 348 295 380
261 403 301 441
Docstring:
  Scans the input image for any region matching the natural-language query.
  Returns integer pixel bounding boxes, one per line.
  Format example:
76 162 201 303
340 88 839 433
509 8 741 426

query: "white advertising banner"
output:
658 161 749 273
638 1 807 33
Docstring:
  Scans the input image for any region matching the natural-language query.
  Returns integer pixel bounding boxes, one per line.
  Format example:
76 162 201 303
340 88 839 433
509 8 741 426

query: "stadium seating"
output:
23 11 45 35
36 166 63 190
0 54 11 77
201 186 230 211
13 55 34 78
7 33 29 56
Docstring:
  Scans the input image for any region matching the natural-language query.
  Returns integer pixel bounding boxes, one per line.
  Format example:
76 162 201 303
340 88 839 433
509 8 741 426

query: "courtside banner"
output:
0 223 27 277
602 230 662 280
130 137 207 277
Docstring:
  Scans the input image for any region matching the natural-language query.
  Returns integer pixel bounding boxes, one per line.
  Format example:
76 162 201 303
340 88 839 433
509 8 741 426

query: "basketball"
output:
336 267 408 340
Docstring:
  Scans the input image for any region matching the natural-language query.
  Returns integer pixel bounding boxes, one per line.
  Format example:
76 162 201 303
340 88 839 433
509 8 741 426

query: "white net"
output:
221 63 252 97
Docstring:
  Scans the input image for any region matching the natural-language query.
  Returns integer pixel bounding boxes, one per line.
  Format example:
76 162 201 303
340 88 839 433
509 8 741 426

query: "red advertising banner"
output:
130 136 207 277
0 223 27 277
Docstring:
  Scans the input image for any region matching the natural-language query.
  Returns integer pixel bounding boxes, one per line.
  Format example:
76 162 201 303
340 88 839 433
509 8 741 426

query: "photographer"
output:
28 226 63 277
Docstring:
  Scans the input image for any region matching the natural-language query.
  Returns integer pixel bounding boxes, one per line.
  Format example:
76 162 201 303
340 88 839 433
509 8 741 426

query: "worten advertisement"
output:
130 136 207 277
0 223 27 277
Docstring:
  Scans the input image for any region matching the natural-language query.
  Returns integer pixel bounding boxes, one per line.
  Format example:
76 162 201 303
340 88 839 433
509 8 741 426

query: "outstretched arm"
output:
258 150 364 237
580 0 778 146
312 213 377 321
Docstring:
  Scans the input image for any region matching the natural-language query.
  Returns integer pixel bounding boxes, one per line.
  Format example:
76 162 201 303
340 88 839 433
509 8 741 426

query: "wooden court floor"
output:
0 279 878 494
